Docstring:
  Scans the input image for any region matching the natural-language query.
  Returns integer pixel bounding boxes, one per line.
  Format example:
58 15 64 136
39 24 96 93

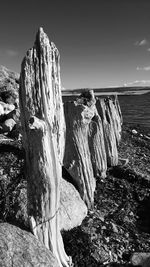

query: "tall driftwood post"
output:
19 28 70 267
63 91 96 208
96 96 122 167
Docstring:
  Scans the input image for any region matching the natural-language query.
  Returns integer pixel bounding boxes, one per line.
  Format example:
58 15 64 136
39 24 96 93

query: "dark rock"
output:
76 89 96 107
7 123 21 139
0 223 59 267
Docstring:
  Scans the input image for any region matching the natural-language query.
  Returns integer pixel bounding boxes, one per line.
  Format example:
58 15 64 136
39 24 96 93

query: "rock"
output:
118 157 129 167
2 174 87 232
6 108 20 122
75 89 96 107
111 222 118 233
145 135 150 140
0 101 15 114
59 178 88 231
132 129 138 135
0 223 59 267
0 65 19 104
7 122 21 139
10 184 29 229
0 118 16 133
131 252 150 266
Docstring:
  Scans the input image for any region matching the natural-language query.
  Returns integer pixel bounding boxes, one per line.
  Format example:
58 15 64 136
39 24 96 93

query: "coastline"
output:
62 123 150 266
62 87 150 97
0 119 149 265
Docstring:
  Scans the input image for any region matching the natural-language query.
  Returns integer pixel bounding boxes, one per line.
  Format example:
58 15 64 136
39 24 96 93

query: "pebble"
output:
111 222 118 233
131 252 150 266
132 129 138 135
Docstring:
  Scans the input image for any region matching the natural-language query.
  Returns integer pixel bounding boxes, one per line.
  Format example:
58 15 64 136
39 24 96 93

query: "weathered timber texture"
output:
63 101 96 207
19 28 70 267
0 223 59 267
88 110 107 179
63 90 107 207
108 95 122 145
96 97 121 166
63 91 122 206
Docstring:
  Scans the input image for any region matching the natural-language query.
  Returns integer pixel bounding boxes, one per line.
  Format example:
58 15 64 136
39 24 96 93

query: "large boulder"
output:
0 146 87 233
2 176 87 232
0 223 59 267
59 177 87 231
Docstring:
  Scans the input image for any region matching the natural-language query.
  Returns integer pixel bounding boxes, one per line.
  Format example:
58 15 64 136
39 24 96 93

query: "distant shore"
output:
62 86 150 96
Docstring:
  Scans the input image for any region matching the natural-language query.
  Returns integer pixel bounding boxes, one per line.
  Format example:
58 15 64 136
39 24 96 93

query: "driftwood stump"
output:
96 97 122 166
19 28 70 267
63 90 107 207
63 91 122 207
63 100 96 207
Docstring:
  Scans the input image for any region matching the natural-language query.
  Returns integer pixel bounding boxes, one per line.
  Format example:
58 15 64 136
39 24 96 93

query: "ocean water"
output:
63 92 150 129
118 93 150 129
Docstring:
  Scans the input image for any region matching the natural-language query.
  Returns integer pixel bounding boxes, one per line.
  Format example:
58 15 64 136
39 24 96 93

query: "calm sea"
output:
63 92 150 129
118 93 150 129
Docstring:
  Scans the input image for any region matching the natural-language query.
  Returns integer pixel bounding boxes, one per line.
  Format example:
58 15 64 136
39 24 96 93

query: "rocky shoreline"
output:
0 123 150 266
62 123 150 266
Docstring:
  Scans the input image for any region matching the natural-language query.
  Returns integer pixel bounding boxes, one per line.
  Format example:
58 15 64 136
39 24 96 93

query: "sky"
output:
1 0 150 89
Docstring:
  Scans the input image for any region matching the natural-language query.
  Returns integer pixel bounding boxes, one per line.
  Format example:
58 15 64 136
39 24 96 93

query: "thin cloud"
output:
124 80 150 87
5 49 18 57
147 48 150 52
137 66 150 71
135 39 148 46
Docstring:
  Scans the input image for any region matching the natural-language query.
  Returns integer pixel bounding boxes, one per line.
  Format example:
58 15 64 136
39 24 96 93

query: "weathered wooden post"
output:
19 28 70 267
96 96 122 167
63 90 122 207
88 110 107 179
63 95 96 208
63 90 107 207
110 95 123 145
